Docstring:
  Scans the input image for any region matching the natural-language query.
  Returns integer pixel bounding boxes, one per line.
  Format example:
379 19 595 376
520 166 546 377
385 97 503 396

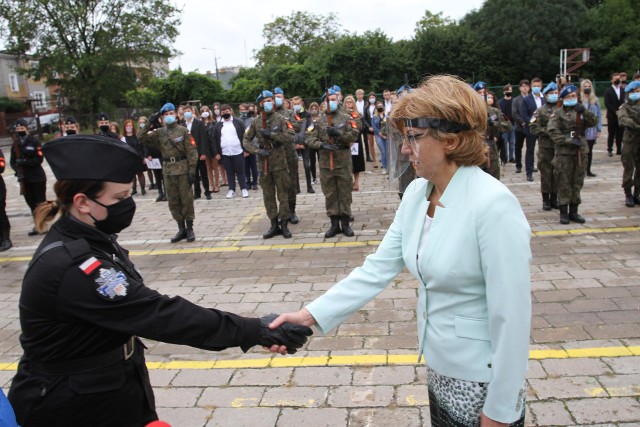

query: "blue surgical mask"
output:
139 123 145 129
263 102 273 113
329 101 338 112
184 112 192 120
275 98 283 107
563 99 578 107
532 87 542 95
164 115 176 125
547 94 558 104
630 93 640 102
293 104 302 113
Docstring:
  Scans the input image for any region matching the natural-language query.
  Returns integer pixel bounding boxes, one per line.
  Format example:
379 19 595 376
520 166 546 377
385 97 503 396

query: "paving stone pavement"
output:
0 139 639 426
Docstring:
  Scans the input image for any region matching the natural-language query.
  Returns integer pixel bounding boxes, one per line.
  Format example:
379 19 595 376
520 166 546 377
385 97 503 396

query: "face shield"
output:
387 119 416 193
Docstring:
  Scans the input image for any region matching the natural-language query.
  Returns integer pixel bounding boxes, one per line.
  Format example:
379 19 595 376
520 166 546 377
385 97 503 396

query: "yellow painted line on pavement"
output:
532 225 640 237
0 345 638 372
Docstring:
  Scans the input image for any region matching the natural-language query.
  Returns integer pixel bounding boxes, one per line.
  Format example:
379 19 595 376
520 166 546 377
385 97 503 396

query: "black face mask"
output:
248 111 255 117
89 197 136 234
222 113 231 120
583 88 591 95
614 79 621 85
66 129 77 135
504 92 512 97
100 125 110 133
17 131 27 137
376 107 384 112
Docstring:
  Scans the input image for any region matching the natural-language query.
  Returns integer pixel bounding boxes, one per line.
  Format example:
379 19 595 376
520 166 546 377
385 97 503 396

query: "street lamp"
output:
201 47 220 81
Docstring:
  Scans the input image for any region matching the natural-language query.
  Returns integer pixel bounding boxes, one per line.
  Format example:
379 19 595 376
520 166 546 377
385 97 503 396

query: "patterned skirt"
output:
427 367 525 427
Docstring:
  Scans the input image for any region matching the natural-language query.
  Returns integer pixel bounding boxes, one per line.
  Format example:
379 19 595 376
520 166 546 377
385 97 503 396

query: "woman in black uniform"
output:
8 134 312 427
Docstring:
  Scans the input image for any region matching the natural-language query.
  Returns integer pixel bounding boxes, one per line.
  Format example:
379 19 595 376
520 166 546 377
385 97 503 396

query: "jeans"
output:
502 125 516 160
244 153 258 187
375 135 388 170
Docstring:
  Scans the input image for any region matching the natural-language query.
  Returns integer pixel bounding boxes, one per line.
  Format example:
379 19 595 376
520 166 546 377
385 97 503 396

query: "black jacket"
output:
185 118 210 157
10 134 46 183
604 85 624 118
210 118 246 157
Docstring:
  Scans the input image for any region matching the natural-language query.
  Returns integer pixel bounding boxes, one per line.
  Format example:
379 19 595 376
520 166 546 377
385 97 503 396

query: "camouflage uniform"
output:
483 106 511 180
276 106 304 220
530 102 558 208
548 104 597 222
616 99 640 200
243 111 295 224
306 106 359 235
138 124 197 223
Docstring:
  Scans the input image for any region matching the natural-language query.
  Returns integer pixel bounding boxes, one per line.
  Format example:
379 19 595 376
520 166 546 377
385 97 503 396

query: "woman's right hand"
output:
268 308 317 329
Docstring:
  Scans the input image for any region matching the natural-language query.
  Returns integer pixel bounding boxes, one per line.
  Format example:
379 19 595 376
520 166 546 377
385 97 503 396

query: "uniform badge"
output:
79 256 101 275
174 136 184 143
350 120 358 129
307 125 315 132
244 127 250 134
95 267 129 300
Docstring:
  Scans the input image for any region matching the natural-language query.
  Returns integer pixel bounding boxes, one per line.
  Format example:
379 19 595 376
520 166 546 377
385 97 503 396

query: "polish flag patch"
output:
79 257 101 275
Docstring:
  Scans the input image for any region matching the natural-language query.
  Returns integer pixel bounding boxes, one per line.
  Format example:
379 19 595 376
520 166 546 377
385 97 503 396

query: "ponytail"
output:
34 180 105 233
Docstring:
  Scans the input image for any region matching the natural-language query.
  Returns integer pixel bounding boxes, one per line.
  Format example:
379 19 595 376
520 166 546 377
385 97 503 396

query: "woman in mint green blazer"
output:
270 75 532 427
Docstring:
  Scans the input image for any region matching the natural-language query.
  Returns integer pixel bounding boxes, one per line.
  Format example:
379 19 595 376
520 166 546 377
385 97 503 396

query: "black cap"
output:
65 116 78 125
43 134 143 183
98 112 110 121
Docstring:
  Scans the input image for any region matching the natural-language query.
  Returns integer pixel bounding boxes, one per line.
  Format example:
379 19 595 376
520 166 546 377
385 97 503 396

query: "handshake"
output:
253 313 314 354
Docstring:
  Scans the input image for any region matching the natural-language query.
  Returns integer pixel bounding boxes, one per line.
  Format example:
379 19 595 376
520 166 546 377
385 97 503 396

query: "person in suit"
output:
522 77 545 181
511 80 530 174
270 75 532 427
182 104 211 200
604 72 625 156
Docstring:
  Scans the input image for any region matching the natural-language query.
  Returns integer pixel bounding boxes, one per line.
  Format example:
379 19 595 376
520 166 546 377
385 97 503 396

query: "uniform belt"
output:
164 155 187 163
30 336 137 376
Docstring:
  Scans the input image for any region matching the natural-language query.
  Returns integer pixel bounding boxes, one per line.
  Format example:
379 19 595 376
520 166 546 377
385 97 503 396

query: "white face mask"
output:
369 98 376 103
201 112 210 118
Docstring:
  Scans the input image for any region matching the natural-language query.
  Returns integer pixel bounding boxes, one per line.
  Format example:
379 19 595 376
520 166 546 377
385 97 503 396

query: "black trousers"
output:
361 129 371 160
309 149 319 181
23 181 47 214
524 129 537 175
607 115 624 154
587 140 596 173
221 154 247 192
244 153 258 187
194 158 210 197
0 177 9 239
515 129 526 169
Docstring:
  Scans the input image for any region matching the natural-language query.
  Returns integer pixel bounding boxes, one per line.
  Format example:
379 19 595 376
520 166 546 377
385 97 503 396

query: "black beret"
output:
98 112 110 121
65 116 78 124
42 134 143 183
15 118 28 127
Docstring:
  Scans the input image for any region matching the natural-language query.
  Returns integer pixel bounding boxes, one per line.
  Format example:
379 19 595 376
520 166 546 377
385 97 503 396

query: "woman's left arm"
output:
478 190 532 423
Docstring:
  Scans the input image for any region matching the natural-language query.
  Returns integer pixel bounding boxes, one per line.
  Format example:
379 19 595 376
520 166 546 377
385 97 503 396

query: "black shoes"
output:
281 220 292 239
186 220 195 242
516 167 522 173
307 186 315 193
559 205 570 224
526 174 533 182
263 218 281 239
625 195 635 207
156 193 166 202
290 211 299 224
587 171 597 177
0 239 12 252
542 193 551 211
170 221 187 243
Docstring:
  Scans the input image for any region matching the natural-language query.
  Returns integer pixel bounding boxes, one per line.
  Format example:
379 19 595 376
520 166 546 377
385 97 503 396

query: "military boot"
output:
550 193 560 209
263 218 281 239
340 216 354 237
542 193 551 211
280 219 292 239
290 201 299 224
305 169 315 193
186 220 196 242
625 194 635 208
324 216 341 238
569 204 586 224
559 205 570 224
170 220 187 243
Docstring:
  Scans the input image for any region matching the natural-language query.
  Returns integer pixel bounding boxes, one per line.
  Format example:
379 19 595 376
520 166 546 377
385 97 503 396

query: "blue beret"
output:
559 85 577 98
625 81 640 93
396 84 412 96
473 81 487 91
542 82 558 95
256 90 273 103
160 103 175 113
320 88 337 102
332 85 341 93
273 87 284 95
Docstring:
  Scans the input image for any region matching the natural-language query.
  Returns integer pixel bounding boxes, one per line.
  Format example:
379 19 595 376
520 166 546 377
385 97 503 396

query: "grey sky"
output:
170 0 485 73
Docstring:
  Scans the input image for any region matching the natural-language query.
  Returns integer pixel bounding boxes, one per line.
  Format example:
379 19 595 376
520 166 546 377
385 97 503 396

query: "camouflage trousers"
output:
164 174 195 222
537 144 557 194
320 167 353 217
621 141 640 195
260 169 291 221
285 144 299 209
553 151 587 205
481 142 500 180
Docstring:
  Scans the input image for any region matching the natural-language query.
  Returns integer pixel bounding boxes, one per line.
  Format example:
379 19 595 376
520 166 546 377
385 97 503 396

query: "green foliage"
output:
0 0 181 113
126 70 225 108
0 96 28 113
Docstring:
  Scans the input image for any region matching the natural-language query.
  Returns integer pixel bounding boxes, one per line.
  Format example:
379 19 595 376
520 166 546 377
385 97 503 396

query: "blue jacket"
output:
523 94 545 130
306 166 532 423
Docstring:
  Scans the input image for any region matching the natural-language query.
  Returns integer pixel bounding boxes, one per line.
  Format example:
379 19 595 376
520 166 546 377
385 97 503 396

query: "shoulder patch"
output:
79 256 102 275
350 120 358 129
189 135 196 146
350 112 359 119
95 267 129 300
286 121 293 129
294 115 301 121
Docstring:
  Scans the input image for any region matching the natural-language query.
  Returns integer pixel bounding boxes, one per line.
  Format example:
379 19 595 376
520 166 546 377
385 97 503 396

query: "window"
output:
32 91 46 108
9 74 19 92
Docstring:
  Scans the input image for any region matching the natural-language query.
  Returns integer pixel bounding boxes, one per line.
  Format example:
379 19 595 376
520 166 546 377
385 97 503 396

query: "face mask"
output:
125 126 133 134
369 97 376 103
17 131 27 137
293 104 302 113
487 98 494 105
263 102 273 113
66 129 77 135
201 112 210 118
583 88 591 95
547 94 558 104
614 79 621 85
100 125 110 132
504 92 512 97
139 123 145 129
275 98 283 108
630 93 640 102
532 87 542 95
214 109 220 115
184 112 193 120
376 107 384 112
329 101 338 112
221 113 231 120
310 109 318 116
239 112 248 118
89 197 136 234
163 115 176 125
248 111 255 117
563 99 578 107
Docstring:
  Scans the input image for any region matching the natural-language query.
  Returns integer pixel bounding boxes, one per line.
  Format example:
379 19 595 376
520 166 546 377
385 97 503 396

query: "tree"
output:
0 0 181 113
